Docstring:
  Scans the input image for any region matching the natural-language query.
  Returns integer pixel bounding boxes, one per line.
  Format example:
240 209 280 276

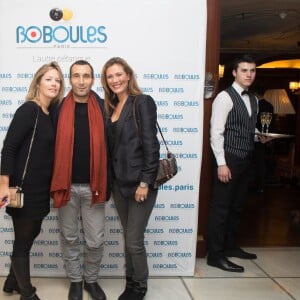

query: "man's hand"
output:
217 165 232 183
258 135 275 144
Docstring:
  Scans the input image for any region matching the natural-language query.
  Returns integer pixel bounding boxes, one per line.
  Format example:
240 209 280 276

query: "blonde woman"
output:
0 61 65 300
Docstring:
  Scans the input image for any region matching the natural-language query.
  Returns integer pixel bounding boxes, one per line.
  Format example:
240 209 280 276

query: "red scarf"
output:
50 91 107 208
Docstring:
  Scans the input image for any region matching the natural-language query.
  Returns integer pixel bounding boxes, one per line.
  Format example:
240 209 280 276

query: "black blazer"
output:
108 94 160 193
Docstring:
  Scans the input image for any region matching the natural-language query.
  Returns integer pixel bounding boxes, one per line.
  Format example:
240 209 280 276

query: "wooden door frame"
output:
196 0 220 257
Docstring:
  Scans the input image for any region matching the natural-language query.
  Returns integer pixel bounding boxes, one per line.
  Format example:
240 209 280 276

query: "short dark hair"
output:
231 54 256 71
69 60 94 78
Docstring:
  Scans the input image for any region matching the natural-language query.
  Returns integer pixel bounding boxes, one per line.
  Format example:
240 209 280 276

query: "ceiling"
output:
220 0 300 64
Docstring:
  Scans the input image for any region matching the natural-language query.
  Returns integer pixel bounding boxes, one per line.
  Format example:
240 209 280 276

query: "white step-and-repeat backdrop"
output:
0 0 206 277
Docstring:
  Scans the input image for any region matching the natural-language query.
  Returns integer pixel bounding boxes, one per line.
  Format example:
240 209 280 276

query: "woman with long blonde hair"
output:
0 61 65 300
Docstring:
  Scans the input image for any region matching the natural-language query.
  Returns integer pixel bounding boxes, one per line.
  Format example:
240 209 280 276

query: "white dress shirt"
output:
210 81 257 166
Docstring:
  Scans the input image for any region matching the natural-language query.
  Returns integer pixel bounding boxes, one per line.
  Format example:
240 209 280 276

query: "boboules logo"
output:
49 8 73 22
16 7 107 47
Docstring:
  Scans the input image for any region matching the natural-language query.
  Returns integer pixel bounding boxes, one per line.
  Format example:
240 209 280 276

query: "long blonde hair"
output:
101 57 141 116
26 61 65 104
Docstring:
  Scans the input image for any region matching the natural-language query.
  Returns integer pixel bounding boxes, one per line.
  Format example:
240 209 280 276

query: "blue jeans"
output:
58 184 105 282
113 183 157 282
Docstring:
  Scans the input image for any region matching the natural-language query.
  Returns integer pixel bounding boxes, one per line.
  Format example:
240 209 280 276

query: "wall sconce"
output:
218 64 224 78
204 72 215 99
289 81 300 93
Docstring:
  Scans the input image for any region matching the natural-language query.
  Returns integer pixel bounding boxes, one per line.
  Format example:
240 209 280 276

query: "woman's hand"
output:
135 186 149 203
0 175 10 208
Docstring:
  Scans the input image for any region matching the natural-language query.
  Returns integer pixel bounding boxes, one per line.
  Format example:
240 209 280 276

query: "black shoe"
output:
130 281 147 300
68 282 83 300
225 248 257 259
20 294 40 300
10 257 38 300
118 277 134 300
3 281 37 296
3 268 20 294
118 286 133 300
84 281 106 300
3 276 35 296
130 290 147 300
207 256 244 272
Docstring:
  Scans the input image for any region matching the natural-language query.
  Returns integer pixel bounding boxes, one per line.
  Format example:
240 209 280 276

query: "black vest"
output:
224 86 257 158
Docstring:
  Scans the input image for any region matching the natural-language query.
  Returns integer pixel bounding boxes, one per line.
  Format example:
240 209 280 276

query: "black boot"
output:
3 266 20 294
10 257 40 300
129 281 147 300
118 277 134 300
3 264 36 295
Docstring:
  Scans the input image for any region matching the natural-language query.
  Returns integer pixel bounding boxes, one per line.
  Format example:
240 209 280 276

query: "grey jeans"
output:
113 183 157 283
58 184 105 282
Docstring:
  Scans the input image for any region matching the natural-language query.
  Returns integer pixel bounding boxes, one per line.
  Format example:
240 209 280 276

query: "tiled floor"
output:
1 247 300 300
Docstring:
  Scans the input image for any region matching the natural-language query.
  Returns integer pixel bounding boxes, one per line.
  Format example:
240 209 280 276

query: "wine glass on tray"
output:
260 112 267 133
264 112 272 134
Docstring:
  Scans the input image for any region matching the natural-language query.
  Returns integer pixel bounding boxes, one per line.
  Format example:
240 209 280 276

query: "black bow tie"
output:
241 90 250 96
